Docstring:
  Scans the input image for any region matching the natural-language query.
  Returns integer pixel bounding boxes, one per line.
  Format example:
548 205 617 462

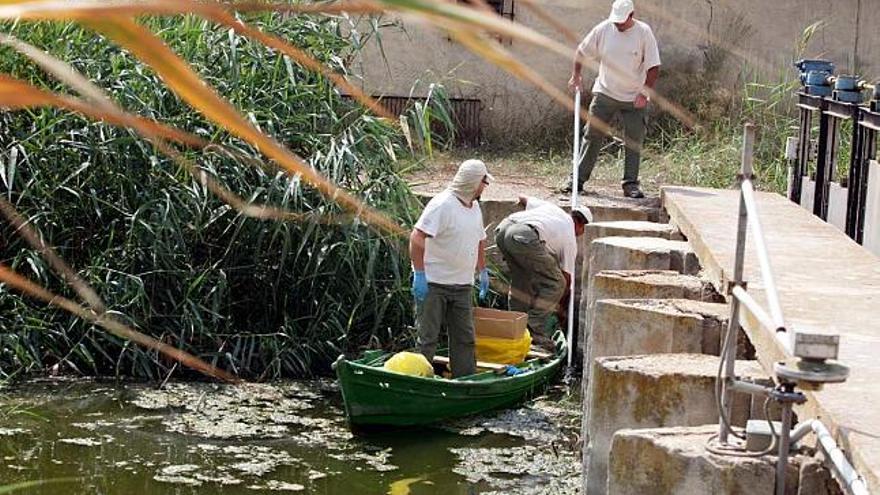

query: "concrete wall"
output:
350 0 880 144
864 160 880 254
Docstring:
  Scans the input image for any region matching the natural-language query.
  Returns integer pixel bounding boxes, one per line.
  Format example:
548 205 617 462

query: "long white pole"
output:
566 89 581 368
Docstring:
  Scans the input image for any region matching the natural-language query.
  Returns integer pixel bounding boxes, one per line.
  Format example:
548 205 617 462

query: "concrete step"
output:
589 298 754 361
578 238 702 362
607 425 841 495
584 354 769 495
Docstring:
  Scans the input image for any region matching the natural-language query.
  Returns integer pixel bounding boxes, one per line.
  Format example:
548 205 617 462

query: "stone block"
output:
585 354 768 495
606 425 801 495
590 299 730 360
577 238 702 361
575 224 684 355
580 222 682 276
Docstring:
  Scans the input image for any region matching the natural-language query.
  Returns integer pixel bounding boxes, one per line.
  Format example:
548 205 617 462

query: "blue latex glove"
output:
504 365 524 376
412 270 428 303
478 268 490 301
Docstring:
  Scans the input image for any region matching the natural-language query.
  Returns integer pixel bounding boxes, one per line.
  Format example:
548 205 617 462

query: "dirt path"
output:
407 151 660 211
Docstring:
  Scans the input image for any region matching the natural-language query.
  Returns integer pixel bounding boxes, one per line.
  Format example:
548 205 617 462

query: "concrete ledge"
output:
585 354 767 495
662 186 880 491
607 425 839 495
590 299 755 360
588 237 700 275
578 239 702 361
575 223 686 357
581 222 682 269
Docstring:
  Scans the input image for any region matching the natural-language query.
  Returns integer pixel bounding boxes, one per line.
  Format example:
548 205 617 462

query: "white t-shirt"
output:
507 197 577 275
577 19 661 103
415 190 486 285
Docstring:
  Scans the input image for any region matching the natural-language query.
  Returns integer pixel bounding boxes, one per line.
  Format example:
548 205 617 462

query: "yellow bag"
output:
475 330 532 365
383 351 434 377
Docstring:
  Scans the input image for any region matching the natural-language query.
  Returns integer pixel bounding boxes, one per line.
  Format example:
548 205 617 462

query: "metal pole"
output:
856 124 876 244
845 105 864 239
719 123 754 444
739 180 786 331
791 105 810 204
775 399 794 495
731 286 776 335
815 99 832 219
566 89 581 368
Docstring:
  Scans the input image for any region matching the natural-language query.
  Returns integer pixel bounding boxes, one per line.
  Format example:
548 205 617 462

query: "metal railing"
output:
791 60 880 243
712 124 867 495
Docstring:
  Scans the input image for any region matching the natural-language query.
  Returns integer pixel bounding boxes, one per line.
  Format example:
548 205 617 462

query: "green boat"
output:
333 332 566 427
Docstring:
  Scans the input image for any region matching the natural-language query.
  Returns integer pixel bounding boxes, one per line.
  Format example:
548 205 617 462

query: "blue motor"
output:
794 59 835 97
833 75 865 103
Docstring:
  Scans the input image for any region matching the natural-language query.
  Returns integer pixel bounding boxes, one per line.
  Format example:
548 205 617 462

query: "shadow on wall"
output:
652 12 756 134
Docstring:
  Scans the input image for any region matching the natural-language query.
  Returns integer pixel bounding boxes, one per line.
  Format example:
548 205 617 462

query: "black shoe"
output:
622 184 645 199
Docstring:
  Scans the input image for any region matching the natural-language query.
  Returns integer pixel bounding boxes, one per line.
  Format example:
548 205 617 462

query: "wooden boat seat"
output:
432 355 505 371
431 347 554 372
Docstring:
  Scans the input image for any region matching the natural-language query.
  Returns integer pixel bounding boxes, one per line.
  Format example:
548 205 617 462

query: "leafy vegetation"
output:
0 14 421 380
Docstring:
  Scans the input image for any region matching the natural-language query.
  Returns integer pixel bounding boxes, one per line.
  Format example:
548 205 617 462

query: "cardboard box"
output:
473 307 527 340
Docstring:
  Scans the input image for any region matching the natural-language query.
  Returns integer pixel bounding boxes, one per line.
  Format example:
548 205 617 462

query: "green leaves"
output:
0 13 415 380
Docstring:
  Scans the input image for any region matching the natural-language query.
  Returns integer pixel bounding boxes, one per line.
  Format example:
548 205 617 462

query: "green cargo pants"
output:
494 218 565 336
417 283 477 377
577 92 647 188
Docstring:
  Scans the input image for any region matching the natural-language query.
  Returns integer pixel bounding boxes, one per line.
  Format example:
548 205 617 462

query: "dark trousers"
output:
417 283 477 377
495 219 565 336
577 92 647 187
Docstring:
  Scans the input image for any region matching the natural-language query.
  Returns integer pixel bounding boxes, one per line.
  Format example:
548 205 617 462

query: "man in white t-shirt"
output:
564 0 661 199
495 196 591 344
408 159 492 377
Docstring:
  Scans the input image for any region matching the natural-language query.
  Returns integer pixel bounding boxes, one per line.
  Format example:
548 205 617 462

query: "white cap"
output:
609 0 634 23
571 205 593 224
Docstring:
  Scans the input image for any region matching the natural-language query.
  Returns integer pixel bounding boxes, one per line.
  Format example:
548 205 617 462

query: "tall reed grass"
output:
0 13 419 380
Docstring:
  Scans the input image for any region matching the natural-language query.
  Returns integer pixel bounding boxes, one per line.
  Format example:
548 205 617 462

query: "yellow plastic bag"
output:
475 330 532 365
383 351 434 377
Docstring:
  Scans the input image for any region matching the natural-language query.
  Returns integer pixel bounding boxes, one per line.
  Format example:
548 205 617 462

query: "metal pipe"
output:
789 420 870 495
732 286 775 332
731 285 793 355
776 402 794 495
719 124 754 445
740 179 787 331
566 89 580 368
729 379 772 397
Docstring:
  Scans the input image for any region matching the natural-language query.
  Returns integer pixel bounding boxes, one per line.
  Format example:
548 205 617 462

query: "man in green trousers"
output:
564 0 661 199
495 196 591 347
409 159 493 377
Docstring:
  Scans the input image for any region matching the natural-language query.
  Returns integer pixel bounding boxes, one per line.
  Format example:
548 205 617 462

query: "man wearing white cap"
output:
495 196 592 346
409 159 492 377
564 0 661 199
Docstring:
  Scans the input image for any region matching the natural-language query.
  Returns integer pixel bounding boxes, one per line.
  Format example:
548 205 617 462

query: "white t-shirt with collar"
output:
507 197 577 275
415 190 486 285
577 19 661 103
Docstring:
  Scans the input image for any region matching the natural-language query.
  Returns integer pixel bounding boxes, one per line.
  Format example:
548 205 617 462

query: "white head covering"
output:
609 0 634 23
448 159 494 203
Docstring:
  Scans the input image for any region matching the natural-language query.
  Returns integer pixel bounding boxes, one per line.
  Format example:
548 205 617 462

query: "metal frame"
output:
718 124 865 495
791 93 822 205
793 91 880 243
850 108 880 241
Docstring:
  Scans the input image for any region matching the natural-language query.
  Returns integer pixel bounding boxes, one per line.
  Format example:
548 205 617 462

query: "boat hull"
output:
334 333 565 426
